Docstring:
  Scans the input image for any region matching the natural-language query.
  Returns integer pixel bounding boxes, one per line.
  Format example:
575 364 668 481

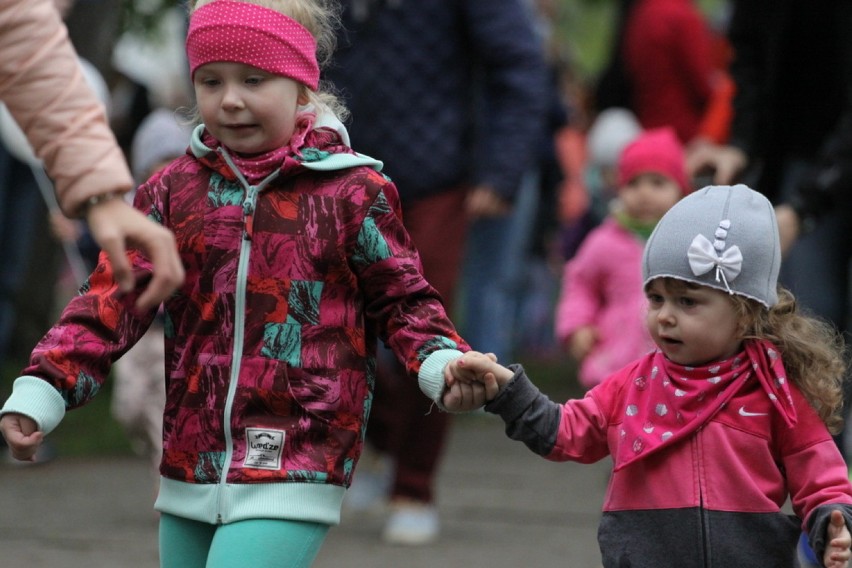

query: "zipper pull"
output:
243 186 259 240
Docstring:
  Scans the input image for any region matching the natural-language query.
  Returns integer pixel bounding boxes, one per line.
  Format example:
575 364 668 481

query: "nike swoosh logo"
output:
738 406 768 417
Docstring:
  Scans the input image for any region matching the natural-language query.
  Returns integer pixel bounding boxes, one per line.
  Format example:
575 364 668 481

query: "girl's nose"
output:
221 85 245 109
656 303 675 324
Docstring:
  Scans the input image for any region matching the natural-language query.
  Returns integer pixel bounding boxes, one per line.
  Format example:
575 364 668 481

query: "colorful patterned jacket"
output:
1 119 468 526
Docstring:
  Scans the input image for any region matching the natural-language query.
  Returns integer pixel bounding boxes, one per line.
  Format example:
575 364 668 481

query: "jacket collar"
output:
188 105 383 183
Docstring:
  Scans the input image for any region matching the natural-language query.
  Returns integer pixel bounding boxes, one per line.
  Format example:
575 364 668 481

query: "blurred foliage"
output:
548 0 729 82
120 0 185 36
118 0 728 82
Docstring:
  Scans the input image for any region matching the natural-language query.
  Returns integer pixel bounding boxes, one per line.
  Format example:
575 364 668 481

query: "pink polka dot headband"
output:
186 0 320 90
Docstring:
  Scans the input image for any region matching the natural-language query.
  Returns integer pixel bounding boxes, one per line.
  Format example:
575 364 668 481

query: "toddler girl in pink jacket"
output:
555 127 691 387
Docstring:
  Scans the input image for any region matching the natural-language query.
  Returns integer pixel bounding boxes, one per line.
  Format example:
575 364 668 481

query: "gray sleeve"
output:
807 503 852 561
483 364 561 456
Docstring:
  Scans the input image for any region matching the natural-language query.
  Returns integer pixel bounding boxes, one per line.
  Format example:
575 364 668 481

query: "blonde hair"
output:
188 0 348 120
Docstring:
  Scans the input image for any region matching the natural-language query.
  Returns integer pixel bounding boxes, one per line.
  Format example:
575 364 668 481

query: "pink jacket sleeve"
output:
554 229 606 343
0 0 132 216
779 389 852 528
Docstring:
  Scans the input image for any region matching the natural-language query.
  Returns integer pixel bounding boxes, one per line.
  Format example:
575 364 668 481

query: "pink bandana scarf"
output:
220 110 316 184
186 0 320 89
614 339 797 471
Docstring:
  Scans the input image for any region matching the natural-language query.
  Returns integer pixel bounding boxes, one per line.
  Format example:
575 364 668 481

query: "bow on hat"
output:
687 234 742 293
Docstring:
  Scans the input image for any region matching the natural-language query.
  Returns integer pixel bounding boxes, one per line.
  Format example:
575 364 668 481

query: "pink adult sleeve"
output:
0 0 132 217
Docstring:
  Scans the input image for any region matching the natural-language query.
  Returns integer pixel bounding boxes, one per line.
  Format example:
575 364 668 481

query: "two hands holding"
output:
441 351 513 412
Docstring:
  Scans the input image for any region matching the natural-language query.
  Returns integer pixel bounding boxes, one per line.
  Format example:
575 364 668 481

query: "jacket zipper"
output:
696 431 710 567
214 149 279 523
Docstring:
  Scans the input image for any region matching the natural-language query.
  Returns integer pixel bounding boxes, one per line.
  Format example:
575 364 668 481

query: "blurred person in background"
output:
459 0 564 367
593 0 732 150
685 5 852 562
555 127 691 389
325 0 548 545
560 106 642 262
620 0 720 145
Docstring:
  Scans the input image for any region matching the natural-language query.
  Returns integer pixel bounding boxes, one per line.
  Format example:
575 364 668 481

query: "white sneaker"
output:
382 501 439 545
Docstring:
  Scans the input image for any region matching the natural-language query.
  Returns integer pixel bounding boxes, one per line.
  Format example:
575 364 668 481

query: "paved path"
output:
0 413 609 567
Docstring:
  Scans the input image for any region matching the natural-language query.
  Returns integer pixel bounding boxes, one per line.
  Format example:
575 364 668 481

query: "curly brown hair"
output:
731 287 849 433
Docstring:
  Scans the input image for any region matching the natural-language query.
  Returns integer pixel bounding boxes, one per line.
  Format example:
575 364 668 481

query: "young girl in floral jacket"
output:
0 1 490 565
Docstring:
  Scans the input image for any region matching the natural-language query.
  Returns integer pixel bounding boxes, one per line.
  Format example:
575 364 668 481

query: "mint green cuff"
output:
418 349 464 410
0 376 66 435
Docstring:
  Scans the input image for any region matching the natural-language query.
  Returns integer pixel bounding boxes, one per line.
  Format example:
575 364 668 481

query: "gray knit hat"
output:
642 184 781 307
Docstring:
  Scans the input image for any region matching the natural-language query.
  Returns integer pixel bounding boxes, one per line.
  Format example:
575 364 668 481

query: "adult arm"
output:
462 0 548 204
0 0 130 215
685 1 760 183
0 0 183 308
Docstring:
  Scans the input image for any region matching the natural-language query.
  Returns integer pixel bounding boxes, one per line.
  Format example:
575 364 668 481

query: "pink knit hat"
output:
617 127 691 194
185 0 320 90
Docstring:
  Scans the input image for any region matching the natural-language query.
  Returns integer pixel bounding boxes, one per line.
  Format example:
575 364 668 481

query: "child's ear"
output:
298 88 310 106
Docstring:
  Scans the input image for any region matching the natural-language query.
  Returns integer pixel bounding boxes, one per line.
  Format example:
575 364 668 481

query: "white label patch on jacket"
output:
244 428 285 470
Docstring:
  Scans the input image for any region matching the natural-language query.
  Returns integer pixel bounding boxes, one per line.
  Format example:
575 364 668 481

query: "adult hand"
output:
0 413 43 462
774 204 801 257
86 197 184 310
685 143 748 186
465 185 510 219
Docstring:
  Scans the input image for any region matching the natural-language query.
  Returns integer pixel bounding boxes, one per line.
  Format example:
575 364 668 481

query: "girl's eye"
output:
198 78 219 87
646 293 663 305
245 77 263 85
679 296 696 307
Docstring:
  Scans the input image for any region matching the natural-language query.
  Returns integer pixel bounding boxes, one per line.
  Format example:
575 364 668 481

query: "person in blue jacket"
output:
325 0 548 544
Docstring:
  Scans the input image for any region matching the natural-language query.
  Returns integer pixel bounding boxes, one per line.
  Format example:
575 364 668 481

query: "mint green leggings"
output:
159 513 329 568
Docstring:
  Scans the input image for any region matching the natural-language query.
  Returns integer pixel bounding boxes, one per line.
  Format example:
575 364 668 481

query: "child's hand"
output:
445 350 497 385
824 509 852 568
568 326 597 361
445 351 514 389
442 375 499 412
0 413 43 462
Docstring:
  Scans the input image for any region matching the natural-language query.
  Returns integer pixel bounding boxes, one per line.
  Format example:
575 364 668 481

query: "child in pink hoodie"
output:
555 128 691 388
